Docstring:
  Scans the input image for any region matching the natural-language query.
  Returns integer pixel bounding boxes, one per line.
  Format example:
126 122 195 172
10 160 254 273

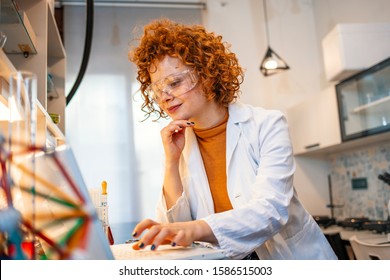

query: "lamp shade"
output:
260 46 290 76
260 0 290 77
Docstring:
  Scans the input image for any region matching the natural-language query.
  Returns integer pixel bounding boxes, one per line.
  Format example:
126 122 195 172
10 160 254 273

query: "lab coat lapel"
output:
226 121 241 168
182 129 215 217
226 103 250 168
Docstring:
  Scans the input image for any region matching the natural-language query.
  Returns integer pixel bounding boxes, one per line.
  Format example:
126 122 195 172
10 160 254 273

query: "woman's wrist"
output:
163 161 183 208
164 160 180 171
191 220 217 244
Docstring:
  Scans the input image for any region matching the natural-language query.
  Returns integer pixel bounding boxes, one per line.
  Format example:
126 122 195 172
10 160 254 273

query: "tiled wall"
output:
330 142 390 220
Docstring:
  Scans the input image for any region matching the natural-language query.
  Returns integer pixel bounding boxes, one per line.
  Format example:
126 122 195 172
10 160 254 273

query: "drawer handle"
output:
304 143 320 149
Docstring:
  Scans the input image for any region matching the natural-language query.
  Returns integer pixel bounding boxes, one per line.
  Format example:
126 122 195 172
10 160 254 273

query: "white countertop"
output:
322 225 390 244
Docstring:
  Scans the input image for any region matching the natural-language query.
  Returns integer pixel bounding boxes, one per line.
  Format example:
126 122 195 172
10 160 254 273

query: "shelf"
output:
47 73 60 100
37 101 65 144
0 48 17 78
2 0 67 135
0 0 37 56
0 90 62 147
47 3 65 59
46 1 66 134
0 47 65 147
352 95 390 114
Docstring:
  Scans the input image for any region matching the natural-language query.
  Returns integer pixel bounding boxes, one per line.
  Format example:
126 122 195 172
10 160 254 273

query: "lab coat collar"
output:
226 102 251 166
228 101 252 124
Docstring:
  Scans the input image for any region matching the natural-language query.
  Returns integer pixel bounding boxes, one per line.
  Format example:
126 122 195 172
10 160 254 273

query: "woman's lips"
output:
167 104 181 114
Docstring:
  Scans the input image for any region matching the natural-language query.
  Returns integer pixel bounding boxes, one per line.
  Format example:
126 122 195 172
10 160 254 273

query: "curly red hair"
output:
129 18 244 120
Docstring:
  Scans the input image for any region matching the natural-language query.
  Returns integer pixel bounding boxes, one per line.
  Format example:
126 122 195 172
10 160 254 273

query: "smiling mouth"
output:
167 104 181 113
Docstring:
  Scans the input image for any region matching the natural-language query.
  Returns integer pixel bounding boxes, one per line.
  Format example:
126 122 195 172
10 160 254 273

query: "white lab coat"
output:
156 102 337 260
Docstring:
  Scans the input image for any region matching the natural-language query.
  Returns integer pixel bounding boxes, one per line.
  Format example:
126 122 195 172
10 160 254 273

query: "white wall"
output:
203 0 323 113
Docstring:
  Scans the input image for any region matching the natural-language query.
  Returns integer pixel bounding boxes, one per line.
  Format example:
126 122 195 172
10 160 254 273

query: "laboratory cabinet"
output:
0 0 65 147
286 86 341 156
336 57 390 142
287 58 390 158
322 23 390 82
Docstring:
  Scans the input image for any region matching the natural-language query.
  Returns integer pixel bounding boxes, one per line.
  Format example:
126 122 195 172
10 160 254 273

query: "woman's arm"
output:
160 120 194 209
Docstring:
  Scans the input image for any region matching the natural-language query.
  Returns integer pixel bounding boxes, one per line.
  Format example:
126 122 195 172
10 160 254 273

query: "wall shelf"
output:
0 0 37 56
0 0 66 148
7 0 66 134
352 95 390 114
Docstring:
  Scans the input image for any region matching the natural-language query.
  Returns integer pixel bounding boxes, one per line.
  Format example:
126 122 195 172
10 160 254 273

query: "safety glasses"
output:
148 69 198 103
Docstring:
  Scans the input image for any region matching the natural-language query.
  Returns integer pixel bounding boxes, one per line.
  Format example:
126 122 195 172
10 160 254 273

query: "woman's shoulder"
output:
229 102 285 121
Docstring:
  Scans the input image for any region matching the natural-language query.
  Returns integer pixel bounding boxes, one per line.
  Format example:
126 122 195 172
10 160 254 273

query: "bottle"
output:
100 181 114 245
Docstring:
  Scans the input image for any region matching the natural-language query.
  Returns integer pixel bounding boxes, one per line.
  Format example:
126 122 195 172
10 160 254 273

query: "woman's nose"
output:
159 90 173 102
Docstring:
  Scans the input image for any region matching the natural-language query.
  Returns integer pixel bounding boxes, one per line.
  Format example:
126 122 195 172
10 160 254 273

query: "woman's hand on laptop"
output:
131 219 217 250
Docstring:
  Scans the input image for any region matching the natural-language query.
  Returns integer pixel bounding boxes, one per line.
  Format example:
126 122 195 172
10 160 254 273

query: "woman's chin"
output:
170 113 191 121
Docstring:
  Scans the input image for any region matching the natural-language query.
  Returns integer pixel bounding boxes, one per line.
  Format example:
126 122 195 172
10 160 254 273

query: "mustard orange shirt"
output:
193 112 232 213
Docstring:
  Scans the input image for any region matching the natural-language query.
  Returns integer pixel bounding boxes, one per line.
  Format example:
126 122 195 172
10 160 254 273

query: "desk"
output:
322 225 390 260
322 225 390 244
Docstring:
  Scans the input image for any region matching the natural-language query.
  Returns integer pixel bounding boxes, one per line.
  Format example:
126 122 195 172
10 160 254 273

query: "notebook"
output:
11 144 226 260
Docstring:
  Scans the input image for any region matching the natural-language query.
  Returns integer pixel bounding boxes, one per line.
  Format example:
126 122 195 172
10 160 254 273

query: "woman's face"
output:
149 56 209 121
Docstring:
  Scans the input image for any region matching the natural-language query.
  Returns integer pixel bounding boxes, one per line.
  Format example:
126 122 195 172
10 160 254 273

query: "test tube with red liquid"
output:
101 181 114 245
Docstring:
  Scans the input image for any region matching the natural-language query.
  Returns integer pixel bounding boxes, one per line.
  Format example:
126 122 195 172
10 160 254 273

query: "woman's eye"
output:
168 78 182 88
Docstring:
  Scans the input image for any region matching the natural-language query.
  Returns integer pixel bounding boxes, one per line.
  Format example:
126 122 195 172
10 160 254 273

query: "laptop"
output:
111 243 226 260
10 145 225 260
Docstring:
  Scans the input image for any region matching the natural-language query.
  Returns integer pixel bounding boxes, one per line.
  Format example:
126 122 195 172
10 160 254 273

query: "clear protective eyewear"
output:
149 69 198 103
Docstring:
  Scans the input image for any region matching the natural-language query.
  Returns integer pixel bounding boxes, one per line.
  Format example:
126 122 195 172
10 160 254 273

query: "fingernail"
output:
132 231 137 237
151 244 156 251
171 242 176 247
138 242 144 248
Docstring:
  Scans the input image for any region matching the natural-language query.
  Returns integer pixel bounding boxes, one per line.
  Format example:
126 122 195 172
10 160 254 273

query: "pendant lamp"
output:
260 0 290 76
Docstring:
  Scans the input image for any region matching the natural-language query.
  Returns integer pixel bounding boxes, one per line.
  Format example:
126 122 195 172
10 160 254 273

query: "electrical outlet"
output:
352 177 368 190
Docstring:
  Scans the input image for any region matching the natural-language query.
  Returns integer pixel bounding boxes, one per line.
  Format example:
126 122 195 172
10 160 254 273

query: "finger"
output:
132 224 164 250
131 239 171 250
169 120 195 127
169 124 184 134
162 121 195 135
161 125 181 137
131 219 158 238
132 242 143 250
138 224 168 249
148 227 173 251
171 230 192 247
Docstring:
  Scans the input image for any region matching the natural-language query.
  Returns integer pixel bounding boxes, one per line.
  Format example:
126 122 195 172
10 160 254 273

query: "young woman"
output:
128 19 336 260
